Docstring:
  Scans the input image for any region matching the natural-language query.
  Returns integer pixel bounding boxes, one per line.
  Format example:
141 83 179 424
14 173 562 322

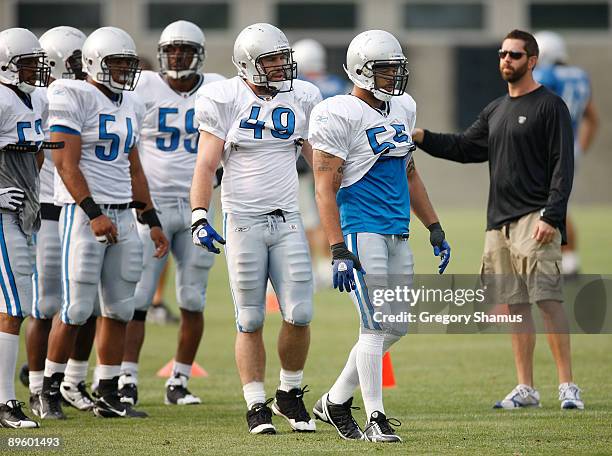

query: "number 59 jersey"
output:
195 77 322 215
48 79 144 205
136 70 225 200
309 94 417 235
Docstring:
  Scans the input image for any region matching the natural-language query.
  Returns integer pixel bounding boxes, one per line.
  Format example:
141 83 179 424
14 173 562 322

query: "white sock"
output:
356 333 385 419
44 359 66 378
328 343 359 404
120 361 139 384
92 365 101 391
243 381 266 410
97 364 121 381
172 361 192 379
0 332 18 403
279 369 303 392
64 359 88 385
29 370 44 395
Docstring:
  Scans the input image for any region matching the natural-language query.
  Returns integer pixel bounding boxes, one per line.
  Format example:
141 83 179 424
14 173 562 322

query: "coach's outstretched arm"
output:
313 149 364 292
190 131 226 254
406 157 451 274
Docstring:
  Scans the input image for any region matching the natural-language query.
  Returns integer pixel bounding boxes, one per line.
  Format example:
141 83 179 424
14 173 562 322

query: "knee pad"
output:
177 285 205 312
236 307 265 333
101 295 135 323
284 299 313 327
62 293 95 326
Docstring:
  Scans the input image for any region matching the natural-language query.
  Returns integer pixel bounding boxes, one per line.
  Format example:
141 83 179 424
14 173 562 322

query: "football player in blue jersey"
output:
534 31 599 275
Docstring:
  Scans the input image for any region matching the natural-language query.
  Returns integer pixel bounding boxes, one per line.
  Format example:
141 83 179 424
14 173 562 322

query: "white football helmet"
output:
158 20 205 79
39 26 87 81
293 38 326 75
344 30 409 102
535 31 568 66
232 23 296 93
82 26 140 93
0 28 50 93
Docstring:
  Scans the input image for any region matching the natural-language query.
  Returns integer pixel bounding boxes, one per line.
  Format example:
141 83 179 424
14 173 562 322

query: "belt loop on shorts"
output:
504 224 510 239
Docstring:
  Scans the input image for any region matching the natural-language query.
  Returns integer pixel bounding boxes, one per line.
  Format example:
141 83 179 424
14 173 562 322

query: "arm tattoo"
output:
315 150 338 172
406 157 416 175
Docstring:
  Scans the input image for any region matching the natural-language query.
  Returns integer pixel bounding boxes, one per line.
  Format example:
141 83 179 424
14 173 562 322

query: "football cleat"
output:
118 374 138 405
246 399 276 434
165 374 201 405
313 393 363 440
493 384 541 409
0 400 39 429
559 382 584 410
363 411 402 443
60 381 94 411
19 363 29 387
33 391 66 420
93 392 147 418
272 386 315 432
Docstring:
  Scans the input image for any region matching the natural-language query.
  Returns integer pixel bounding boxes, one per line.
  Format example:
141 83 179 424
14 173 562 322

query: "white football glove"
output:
0 187 25 211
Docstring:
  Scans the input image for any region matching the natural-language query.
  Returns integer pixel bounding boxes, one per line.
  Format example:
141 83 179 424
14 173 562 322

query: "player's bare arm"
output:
578 98 599 153
128 146 169 258
36 150 44 170
313 149 345 245
407 157 439 227
190 130 224 211
52 130 118 244
300 139 314 169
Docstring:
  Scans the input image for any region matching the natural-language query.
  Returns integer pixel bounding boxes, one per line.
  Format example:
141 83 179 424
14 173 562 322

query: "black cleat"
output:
118 375 138 406
165 374 201 405
272 386 315 432
19 363 29 387
0 400 39 429
38 373 66 420
313 393 363 440
246 398 276 434
93 392 148 418
363 411 402 443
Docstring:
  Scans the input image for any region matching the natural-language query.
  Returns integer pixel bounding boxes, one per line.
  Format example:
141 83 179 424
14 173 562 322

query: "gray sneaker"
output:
363 411 402 443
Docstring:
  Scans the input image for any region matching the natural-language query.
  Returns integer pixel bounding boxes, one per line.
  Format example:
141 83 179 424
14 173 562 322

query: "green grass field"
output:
9 207 612 455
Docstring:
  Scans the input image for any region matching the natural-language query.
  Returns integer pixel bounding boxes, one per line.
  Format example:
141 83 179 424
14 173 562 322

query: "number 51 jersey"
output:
309 94 417 235
48 79 144 205
195 77 322 215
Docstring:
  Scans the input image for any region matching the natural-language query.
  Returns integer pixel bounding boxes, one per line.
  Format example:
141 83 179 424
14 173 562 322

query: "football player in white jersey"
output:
40 27 169 420
0 27 50 428
309 30 451 442
118 20 225 407
191 23 322 434
23 26 99 417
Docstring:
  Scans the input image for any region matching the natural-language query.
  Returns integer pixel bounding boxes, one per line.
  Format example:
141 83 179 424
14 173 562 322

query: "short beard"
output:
501 61 528 83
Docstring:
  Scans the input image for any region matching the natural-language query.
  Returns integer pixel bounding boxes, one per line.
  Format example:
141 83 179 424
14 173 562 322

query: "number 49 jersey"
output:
195 77 322 215
48 79 144 205
136 70 225 199
309 94 417 235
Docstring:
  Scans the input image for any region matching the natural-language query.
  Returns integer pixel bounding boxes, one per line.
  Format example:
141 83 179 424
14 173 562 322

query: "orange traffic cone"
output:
266 292 280 313
382 352 396 388
156 360 209 378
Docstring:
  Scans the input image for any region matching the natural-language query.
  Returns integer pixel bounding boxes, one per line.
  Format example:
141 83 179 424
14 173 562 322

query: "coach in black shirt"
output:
412 30 583 410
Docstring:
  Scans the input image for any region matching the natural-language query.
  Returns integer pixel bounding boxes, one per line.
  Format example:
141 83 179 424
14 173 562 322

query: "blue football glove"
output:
331 243 366 292
428 222 451 274
192 218 225 254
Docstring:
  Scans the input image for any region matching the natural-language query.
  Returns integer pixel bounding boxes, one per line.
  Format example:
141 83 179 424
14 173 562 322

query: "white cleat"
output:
493 384 541 409
559 382 584 410
60 381 94 411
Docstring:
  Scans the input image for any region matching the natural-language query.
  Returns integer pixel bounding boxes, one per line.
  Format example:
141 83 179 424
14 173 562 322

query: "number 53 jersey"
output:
195 77 322 215
309 94 417 235
48 79 145 205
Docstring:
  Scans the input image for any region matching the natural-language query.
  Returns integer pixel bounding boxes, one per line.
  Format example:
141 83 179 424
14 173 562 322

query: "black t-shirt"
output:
420 85 573 242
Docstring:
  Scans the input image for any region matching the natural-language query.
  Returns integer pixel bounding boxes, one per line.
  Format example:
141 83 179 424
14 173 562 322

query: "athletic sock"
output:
120 361 139 384
64 359 88 385
243 381 266 410
172 361 192 379
43 359 66 378
279 369 303 392
29 370 44 395
0 332 19 403
356 333 385 418
328 343 359 404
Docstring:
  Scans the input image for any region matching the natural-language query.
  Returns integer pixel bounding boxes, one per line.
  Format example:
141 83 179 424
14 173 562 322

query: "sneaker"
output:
559 382 584 410
272 386 315 432
60 381 94 411
93 392 148 418
0 400 39 429
363 411 402 443
38 374 66 420
118 374 138 405
165 374 201 405
147 302 179 325
493 384 541 409
19 363 29 387
313 393 363 440
246 399 276 434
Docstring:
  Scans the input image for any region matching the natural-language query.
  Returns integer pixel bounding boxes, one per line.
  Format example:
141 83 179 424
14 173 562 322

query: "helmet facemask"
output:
359 59 409 101
97 54 141 92
158 42 204 79
252 49 297 93
3 52 51 93
63 50 86 80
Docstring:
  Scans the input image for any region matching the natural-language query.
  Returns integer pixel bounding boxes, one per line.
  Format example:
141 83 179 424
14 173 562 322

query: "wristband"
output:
427 222 442 232
191 207 208 226
79 196 102 220
138 208 162 229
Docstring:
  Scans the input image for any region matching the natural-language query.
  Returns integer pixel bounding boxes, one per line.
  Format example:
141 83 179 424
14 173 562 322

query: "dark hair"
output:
503 29 539 57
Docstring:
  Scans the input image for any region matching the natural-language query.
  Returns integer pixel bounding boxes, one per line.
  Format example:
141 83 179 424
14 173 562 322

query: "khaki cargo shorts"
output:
480 211 563 305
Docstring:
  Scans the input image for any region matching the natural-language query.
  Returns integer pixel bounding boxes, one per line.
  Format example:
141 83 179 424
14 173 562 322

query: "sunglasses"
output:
498 49 527 60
